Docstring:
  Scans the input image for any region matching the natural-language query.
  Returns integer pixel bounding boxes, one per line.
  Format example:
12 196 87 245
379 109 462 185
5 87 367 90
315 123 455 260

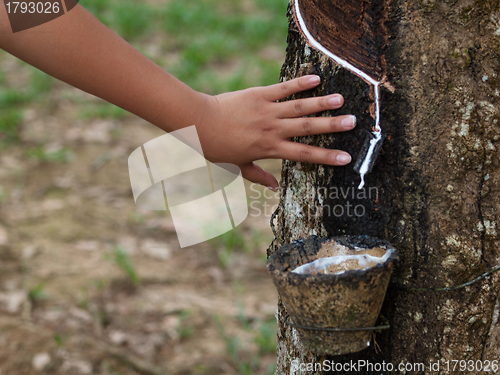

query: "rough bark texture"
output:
294 0 390 80
269 0 500 373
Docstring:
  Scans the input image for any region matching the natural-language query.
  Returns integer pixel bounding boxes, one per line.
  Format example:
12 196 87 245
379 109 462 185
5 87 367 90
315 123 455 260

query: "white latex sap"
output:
292 244 392 276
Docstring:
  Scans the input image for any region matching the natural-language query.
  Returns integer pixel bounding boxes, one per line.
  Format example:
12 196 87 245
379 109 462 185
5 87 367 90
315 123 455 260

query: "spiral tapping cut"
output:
292 0 388 189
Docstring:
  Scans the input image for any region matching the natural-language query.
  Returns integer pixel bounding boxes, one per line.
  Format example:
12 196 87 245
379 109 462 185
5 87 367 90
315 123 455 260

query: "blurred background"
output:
0 0 288 373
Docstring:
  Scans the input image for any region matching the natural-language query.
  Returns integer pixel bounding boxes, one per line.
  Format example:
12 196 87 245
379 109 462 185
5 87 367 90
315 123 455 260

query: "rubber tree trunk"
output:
269 0 500 373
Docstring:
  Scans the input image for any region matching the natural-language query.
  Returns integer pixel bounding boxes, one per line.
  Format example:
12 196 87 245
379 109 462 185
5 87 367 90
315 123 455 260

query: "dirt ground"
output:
0 49 283 374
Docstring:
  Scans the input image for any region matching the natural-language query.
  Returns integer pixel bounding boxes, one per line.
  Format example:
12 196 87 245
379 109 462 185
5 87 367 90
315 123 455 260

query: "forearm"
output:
0 4 209 132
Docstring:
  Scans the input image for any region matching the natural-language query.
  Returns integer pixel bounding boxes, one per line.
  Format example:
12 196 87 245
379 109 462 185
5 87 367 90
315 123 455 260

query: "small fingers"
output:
264 75 322 102
278 93 344 118
280 115 356 138
241 163 279 190
278 142 352 166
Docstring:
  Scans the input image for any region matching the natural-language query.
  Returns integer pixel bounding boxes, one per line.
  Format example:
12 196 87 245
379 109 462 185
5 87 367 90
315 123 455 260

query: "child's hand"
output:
198 75 355 190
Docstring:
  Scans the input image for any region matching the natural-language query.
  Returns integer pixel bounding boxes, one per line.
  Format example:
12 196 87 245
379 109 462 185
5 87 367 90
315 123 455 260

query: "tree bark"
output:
270 0 500 373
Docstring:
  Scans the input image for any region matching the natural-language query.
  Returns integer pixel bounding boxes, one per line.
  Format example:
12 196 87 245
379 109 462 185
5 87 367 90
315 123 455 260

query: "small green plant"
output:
129 212 146 225
0 87 30 146
210 228 247 268
111 246 140 286
177 310 195 340
0 64 58 146
0 87 32 107
26 145 74 163
214 311 277 375
93 278 107 290
0 109 24 146
214 315 257 375
250 228 272 252
266 363 277 375
237 301 251 330
28 283 49 302
254 318 277 354
0 187 7 203
53 333 64 347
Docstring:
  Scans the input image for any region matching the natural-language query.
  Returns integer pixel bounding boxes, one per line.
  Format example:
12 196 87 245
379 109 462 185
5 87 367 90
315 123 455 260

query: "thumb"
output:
240 163 279 191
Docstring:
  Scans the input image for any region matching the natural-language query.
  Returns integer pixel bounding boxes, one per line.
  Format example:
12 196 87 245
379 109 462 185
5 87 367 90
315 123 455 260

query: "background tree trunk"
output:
270 0 500 373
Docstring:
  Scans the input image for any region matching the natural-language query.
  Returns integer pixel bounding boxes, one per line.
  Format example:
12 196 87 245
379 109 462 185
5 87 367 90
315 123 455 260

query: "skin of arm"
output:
0 4 356 189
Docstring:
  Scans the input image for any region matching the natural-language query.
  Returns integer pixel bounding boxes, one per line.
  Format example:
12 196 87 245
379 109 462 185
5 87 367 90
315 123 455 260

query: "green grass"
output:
0 83 30 145
210 227 272 267
177 310 195 340
254 318 277 354
0 107 24 145
111 246 140 286
110 1 155 40
80 0 113 23
0 60 55 146
53 333 64 347
214 313 277 375
0 187 7 203
26 145 74 163
210 228 247 268
236 301 277 354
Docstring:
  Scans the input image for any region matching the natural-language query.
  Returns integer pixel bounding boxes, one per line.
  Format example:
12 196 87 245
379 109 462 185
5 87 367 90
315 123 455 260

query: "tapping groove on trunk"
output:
292 0 390 82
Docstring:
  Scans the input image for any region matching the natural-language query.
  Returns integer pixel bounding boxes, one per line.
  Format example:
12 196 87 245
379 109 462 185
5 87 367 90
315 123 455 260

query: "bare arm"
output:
0 4 355 189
